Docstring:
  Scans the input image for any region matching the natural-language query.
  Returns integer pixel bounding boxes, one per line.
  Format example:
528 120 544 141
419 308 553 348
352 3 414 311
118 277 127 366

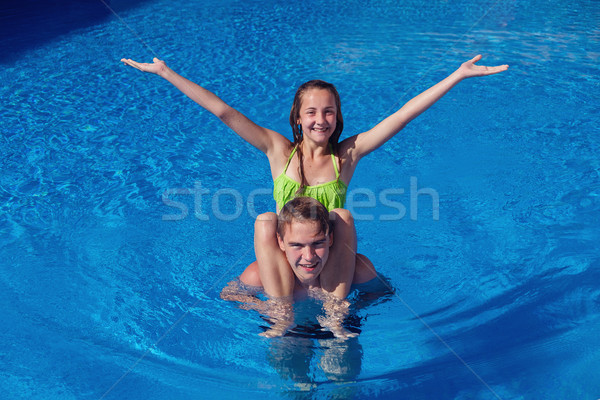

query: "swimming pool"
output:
1 0 599 398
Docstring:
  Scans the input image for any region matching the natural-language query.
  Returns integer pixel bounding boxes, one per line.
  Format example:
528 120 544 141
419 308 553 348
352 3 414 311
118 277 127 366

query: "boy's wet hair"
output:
277 197 333 239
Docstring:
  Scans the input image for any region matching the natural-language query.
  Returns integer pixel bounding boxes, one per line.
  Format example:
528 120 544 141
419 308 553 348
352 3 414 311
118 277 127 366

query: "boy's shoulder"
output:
239 261 263 287
353 254 377 284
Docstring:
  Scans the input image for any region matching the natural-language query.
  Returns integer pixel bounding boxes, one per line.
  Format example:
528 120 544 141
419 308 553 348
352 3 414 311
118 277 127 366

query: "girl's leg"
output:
254 212 295 298
319 208 357 298
318 209 359 338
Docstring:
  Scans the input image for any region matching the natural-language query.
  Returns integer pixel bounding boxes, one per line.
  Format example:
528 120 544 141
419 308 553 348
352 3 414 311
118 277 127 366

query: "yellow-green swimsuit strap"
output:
285 143 338 178
283 145 297 174
329 143 340 179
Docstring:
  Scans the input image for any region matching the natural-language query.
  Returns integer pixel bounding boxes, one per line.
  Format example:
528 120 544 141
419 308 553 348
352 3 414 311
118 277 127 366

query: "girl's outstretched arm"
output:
120 58 287 155
342 55 508 162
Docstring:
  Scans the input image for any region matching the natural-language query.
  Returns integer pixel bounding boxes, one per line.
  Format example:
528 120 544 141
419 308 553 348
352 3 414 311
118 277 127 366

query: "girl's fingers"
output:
485 64 509 74
121 58 162 73
121 58 145 71
470 54 483 64
121 58 135 67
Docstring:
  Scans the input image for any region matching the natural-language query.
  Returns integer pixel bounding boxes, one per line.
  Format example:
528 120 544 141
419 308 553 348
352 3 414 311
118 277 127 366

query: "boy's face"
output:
277 220 333 286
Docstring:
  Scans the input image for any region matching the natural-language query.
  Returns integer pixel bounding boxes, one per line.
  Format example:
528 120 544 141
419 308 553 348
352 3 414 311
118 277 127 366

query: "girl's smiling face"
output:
297 88 338 145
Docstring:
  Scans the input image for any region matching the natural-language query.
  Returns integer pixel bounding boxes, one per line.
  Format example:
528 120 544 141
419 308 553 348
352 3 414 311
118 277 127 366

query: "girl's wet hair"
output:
288 80 344 193
277 197 333 239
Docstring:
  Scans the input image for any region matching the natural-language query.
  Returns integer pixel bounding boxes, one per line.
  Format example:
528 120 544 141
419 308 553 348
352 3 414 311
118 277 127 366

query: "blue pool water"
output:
1 0 599 398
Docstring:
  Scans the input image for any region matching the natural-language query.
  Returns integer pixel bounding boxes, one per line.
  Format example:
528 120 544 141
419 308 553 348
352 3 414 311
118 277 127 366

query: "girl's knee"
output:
330 208 355 233
255 212 277 231
255 212 278 243
331 207 354 223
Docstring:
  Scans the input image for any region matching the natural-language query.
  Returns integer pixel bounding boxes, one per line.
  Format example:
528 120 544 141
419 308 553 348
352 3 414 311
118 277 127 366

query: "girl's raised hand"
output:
457 54 509 78
120 57 167 75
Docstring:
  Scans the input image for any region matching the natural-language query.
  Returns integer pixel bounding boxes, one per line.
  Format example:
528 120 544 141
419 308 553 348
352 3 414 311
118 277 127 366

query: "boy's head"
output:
277 197 333 239
276 197 334 285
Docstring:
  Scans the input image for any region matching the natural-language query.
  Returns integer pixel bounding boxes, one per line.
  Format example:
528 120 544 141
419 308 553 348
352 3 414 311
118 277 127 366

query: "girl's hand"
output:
120 57 168 75
457 54 509 79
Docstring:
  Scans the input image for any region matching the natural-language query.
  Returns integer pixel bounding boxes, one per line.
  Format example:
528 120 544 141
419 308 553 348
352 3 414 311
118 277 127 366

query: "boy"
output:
222 196 378 338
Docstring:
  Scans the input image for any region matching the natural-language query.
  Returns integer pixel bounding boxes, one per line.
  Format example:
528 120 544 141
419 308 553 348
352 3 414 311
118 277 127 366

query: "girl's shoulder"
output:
337 135 361 161
266 137 295 175
336 136 362 183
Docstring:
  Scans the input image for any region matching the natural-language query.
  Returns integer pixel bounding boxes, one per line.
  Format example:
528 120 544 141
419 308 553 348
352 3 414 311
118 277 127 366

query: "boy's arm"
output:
220 280 265 310
221 265 295 338
319 297 357 339
259 299 295 338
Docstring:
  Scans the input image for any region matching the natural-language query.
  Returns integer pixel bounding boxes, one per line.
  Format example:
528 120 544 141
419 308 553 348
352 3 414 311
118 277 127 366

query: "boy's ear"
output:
277 234 286 252
328 231 334 247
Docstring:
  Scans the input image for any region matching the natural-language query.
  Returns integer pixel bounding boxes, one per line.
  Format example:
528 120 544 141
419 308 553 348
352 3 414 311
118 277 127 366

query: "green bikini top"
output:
273 144 348 212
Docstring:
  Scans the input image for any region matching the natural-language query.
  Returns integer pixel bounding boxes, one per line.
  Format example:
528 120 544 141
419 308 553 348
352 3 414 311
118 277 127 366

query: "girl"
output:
121 55 508 303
